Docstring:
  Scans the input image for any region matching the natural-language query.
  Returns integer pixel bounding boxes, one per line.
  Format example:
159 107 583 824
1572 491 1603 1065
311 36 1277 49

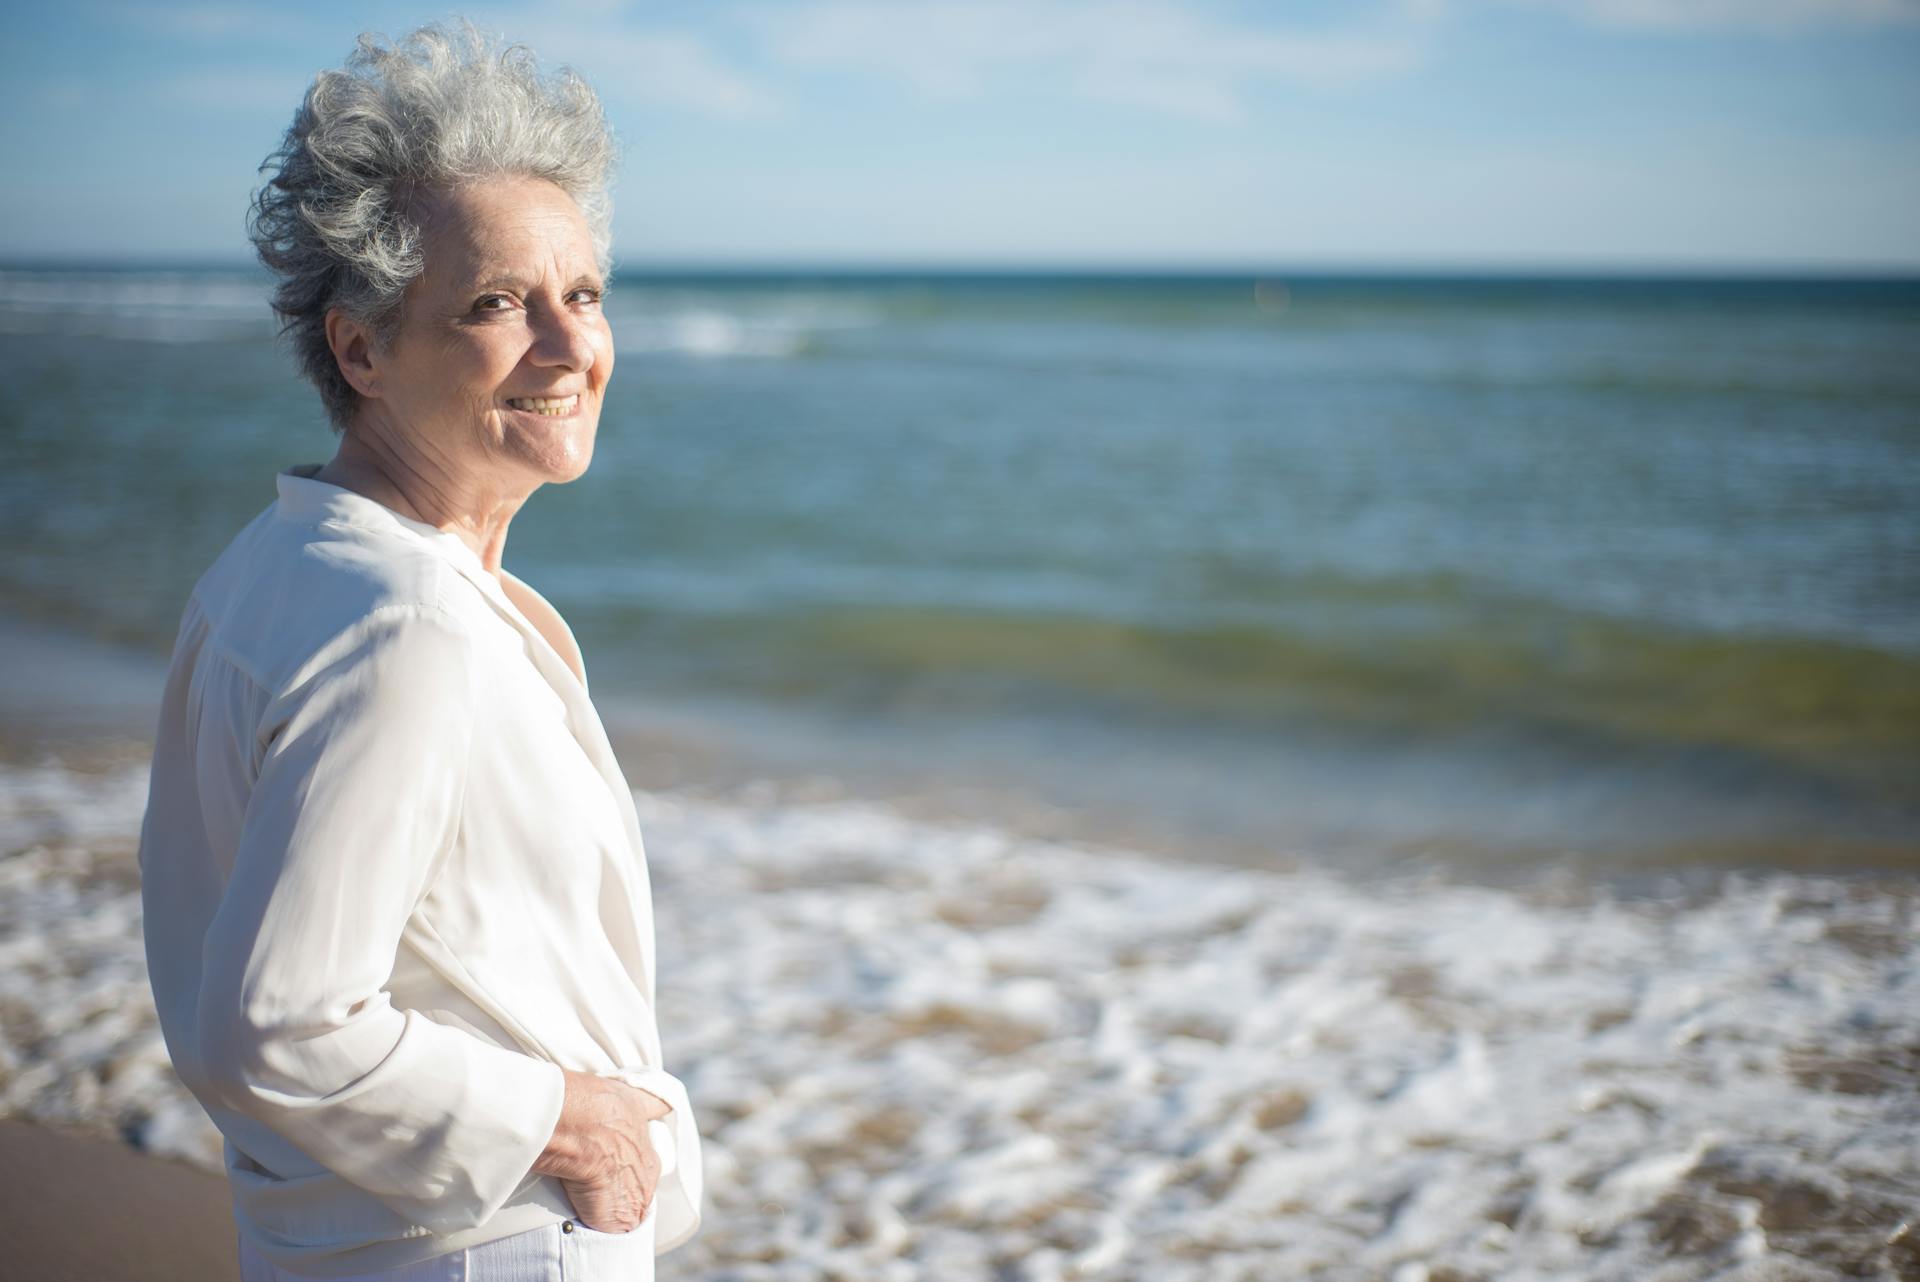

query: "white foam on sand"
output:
1 754 1914 1280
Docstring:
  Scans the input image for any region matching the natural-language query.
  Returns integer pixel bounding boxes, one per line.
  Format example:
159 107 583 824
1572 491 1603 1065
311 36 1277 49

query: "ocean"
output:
2 264 1917 1280
2 264 1916 874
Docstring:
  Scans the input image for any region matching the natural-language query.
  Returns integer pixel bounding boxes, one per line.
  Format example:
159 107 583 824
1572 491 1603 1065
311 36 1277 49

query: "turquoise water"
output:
3 265 1917 871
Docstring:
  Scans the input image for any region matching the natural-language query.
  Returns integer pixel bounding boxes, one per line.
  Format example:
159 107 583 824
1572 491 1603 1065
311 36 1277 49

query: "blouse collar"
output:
272 463 593 708
274 463 489 579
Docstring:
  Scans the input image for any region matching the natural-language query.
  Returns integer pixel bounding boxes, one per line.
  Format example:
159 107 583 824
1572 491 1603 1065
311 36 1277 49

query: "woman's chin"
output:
539 439 596 485
500 416 597 484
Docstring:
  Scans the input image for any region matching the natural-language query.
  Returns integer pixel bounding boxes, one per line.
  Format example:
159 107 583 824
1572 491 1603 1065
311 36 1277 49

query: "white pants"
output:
237 1212 657 1282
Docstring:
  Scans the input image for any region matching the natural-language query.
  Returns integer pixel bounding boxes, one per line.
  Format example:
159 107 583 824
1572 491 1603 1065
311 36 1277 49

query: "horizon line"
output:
3 253 1919 282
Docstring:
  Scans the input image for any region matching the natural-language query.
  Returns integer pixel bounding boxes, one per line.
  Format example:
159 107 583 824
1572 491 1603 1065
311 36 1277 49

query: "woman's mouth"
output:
504 394 580 416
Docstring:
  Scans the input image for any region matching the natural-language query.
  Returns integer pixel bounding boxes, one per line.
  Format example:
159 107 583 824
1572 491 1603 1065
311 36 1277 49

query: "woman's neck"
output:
312 425 530 576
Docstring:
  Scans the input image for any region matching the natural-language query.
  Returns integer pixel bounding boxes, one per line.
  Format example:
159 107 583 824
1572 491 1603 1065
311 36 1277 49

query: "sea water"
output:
2 265 1915 871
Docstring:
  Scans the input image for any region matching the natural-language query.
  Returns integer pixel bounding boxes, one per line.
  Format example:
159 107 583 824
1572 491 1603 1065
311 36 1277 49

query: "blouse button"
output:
561 1220 575 1234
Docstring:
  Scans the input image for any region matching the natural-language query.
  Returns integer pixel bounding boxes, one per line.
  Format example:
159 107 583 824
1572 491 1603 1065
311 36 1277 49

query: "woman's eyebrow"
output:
467 271 604 292
468 272 532 293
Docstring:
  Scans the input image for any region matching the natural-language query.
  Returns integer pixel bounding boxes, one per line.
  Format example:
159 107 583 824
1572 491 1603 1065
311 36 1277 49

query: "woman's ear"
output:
325 308 382 400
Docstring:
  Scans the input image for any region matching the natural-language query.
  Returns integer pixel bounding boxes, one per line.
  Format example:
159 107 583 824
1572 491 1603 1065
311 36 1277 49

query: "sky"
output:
3 0 1917 271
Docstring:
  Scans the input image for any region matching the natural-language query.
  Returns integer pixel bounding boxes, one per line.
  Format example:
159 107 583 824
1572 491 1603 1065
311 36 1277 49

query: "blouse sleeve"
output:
193 602 567 1236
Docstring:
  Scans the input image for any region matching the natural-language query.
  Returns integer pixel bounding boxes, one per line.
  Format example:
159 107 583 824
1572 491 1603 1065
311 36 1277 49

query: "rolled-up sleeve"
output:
194 602 567 1236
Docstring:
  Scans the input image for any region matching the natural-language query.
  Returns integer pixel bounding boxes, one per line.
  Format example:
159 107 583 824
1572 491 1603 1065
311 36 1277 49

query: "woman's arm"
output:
194 604 567 1236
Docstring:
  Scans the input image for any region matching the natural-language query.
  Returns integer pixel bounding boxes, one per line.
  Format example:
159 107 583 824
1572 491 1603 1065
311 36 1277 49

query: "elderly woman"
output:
135 21 701 1281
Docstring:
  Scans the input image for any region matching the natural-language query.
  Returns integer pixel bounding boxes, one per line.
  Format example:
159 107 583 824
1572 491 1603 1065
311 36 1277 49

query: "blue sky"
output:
4 0 1917 269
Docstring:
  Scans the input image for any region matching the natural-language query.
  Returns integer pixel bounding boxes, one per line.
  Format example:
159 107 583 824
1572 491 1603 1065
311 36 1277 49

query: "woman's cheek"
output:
591 315 614 370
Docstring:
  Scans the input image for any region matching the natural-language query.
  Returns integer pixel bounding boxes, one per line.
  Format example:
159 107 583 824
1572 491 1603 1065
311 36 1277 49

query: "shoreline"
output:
5 602 1916 891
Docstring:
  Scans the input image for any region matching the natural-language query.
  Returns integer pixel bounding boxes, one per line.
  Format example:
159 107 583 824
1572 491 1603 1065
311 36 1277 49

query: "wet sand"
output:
0 1119 236 1282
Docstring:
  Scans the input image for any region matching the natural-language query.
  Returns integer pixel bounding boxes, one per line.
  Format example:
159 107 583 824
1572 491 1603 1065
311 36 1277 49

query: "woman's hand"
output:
532 1068 675 1233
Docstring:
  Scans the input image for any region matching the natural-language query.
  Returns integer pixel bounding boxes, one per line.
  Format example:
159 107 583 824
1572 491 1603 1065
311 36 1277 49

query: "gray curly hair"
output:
248 20 617 430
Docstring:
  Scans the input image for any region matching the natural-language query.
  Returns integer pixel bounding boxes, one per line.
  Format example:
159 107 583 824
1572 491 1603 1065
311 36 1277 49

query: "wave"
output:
0 271 886 356
571 572 1919 734
0 269 274 343
571 589 1920 846
606 290 878 359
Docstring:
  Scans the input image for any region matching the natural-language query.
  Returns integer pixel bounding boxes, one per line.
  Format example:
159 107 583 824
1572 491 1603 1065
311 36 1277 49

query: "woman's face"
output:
367 175 614 490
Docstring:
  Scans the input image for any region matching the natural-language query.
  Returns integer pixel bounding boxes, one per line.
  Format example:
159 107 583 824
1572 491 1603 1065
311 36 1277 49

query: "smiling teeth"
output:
507 395 578 415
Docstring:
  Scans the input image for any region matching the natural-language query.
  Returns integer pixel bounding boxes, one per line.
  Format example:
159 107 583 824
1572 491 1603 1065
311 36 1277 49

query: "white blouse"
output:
137 464 703 1277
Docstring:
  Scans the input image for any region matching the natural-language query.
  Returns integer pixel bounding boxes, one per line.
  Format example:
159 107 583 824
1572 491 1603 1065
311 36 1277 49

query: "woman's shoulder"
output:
191 502 489 696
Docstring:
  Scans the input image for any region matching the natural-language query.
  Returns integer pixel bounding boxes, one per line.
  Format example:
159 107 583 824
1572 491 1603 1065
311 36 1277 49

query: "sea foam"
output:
0 753 1913 1280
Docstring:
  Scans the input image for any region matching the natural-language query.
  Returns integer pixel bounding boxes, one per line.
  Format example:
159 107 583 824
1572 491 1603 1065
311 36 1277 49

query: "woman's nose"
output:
531 306 599 372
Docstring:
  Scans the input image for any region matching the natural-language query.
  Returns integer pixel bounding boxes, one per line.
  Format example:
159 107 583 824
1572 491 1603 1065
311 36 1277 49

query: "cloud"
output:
462 5 781 121
154 69 314 115
1498 0 1920 28
103 2 324 43
745 1 1432 123
562 30 780 119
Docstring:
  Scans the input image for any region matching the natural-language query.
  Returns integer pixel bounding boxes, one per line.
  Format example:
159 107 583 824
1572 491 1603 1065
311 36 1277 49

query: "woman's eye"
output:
570 288 603 305
474 294 514 312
